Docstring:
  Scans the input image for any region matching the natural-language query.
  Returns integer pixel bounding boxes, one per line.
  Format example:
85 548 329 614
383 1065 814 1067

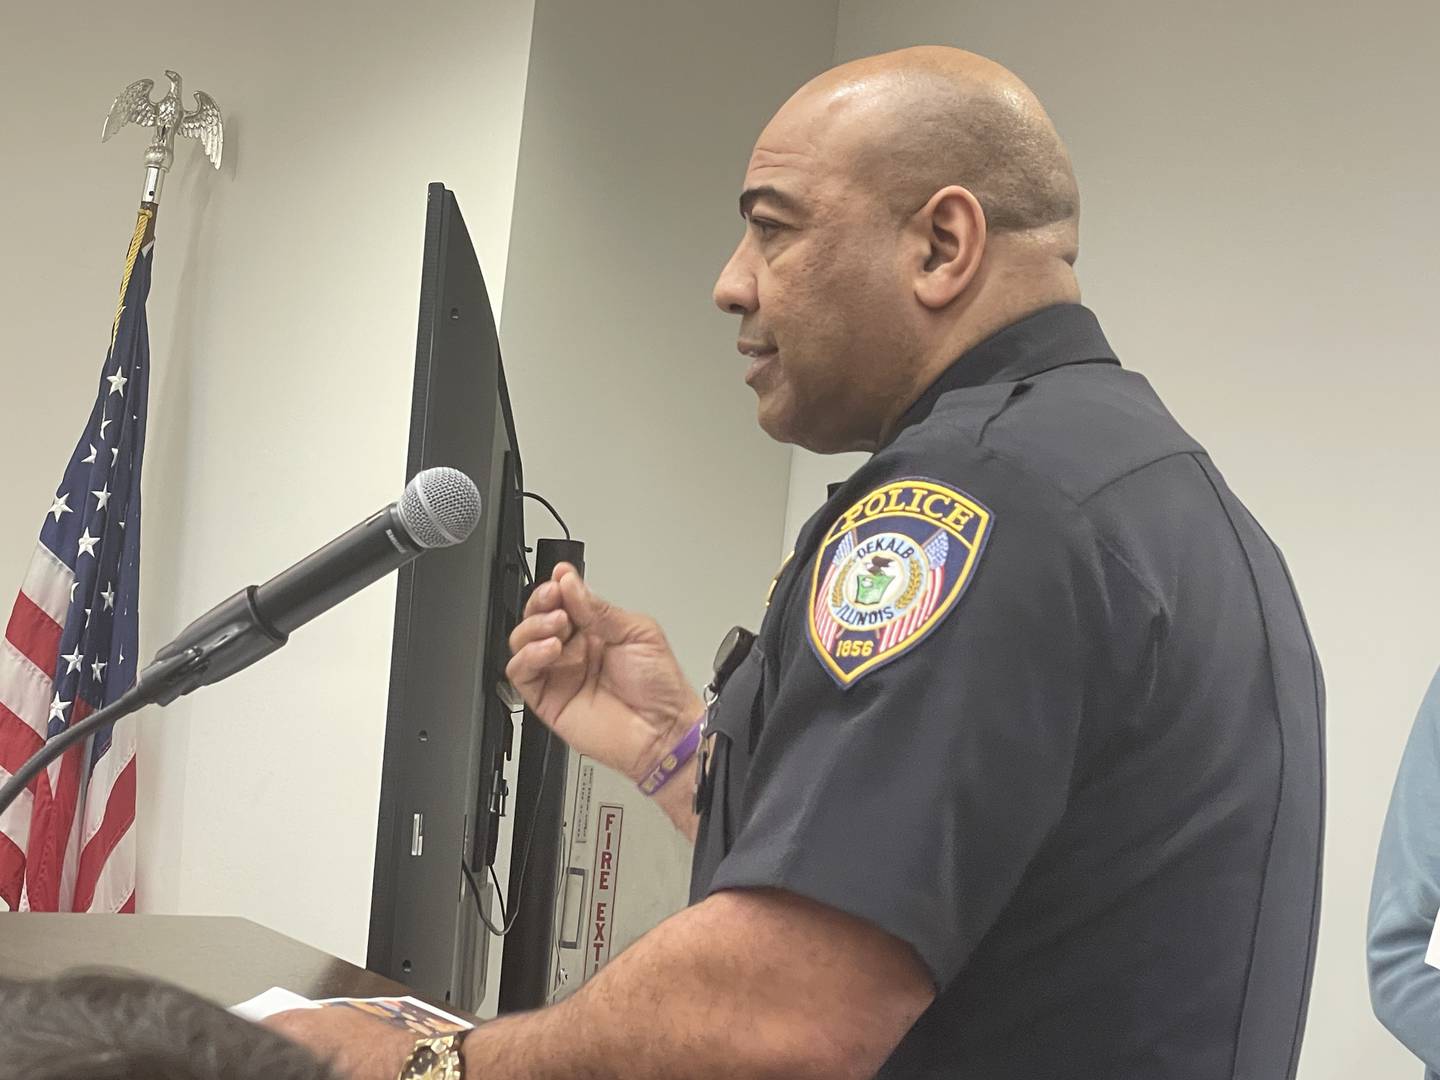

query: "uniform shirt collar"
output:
887 303 1119 445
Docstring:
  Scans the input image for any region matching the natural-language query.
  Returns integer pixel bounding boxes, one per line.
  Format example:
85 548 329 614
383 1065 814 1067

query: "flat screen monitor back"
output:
368 183 524 1007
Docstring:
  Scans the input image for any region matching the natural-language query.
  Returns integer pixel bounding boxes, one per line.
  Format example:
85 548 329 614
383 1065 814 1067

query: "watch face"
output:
402 1035 464 1080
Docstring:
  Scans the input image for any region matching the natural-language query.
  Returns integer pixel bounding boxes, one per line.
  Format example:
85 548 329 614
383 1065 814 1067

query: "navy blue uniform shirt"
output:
690 304 1325 1079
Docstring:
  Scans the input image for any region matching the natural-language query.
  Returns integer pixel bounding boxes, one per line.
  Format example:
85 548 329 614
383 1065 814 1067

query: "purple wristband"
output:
637 717 704 796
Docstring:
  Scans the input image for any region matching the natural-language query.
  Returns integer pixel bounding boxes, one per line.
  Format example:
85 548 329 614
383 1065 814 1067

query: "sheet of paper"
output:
230 986 317 1021
230 987 473 1035
309 994 475 1035
1426 910 1440 970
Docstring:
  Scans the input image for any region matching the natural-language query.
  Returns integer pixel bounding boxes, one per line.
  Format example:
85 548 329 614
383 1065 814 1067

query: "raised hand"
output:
505 564 704 784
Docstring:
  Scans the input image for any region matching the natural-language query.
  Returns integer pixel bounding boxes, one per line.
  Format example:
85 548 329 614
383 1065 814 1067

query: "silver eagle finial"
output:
102 70 223 204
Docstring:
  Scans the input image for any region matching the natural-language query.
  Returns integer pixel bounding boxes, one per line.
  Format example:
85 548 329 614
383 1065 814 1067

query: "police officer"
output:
272 45 1325 1080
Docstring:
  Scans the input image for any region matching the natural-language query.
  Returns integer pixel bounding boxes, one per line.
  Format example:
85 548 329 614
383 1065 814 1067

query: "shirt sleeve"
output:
1368 668 1440 1070
703 450 1147 987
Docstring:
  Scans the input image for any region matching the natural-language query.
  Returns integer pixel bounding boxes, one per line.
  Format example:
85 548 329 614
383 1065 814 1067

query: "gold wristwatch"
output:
397 1032 466 1080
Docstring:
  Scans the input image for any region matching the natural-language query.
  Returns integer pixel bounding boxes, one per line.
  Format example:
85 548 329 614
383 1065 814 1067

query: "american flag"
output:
813 530 857 652
0 209 152 913
876 530 950 652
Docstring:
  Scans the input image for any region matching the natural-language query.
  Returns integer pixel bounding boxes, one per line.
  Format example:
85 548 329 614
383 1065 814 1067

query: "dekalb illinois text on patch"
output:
808 478 992 687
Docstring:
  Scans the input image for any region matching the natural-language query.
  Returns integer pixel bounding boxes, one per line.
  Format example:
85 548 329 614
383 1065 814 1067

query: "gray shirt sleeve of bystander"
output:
1368 667 1440 1078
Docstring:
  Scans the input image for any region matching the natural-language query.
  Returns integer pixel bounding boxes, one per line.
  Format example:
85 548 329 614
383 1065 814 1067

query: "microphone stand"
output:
0 467 477 823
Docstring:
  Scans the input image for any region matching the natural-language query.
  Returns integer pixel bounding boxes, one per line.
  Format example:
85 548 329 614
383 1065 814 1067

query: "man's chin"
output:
759 409 872 455
754 396 799 446
754 392 860 453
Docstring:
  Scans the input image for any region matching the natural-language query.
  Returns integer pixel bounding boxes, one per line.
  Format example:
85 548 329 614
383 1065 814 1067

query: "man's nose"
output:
713 240 758 315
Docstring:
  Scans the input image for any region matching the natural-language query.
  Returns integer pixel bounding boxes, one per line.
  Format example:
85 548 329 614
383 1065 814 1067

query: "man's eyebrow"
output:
739 185 802 219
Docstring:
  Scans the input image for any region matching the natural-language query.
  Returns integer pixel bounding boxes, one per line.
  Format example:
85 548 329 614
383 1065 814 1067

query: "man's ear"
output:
911 185 986 309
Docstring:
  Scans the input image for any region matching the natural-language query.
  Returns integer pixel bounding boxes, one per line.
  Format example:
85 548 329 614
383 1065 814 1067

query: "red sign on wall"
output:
585 803 624 978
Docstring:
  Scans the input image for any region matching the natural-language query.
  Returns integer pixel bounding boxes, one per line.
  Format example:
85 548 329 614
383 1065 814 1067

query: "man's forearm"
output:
455 891 914 1080
459 916 782 1080
454 996 599 1080
458 973 713 1080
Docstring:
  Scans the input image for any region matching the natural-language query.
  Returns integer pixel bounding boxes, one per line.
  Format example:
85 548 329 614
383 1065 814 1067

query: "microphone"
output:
143 466 482 704
255 465 481 635
0 467 482 821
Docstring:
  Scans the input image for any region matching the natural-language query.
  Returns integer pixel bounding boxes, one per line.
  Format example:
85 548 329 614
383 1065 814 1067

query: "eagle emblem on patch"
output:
808 477 992 687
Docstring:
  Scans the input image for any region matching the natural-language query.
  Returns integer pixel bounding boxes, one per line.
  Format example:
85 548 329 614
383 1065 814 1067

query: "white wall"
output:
504 0 835 714
832 2 1440 1076
486 0 838 1005
0 0 836 979
0 0 536 960
782 448 866 556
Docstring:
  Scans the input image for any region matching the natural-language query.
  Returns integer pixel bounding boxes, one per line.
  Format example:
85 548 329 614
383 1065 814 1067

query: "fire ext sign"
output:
585 803 624 977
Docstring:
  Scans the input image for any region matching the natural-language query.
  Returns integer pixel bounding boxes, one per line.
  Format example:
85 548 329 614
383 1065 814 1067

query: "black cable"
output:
0 648 199 817
0 693 141 817
461 490 567 934
462 858 499 931
488 863 509 925
522 492 571 541
462 728 555 937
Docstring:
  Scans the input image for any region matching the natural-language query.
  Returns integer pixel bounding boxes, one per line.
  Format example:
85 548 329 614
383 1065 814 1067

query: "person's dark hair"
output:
0 972 338 1080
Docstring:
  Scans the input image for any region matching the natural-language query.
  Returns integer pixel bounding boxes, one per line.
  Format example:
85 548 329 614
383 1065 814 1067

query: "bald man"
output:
272 47 1324 1080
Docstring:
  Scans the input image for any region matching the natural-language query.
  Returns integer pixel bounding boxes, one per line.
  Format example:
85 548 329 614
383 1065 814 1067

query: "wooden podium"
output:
0 914 412 1007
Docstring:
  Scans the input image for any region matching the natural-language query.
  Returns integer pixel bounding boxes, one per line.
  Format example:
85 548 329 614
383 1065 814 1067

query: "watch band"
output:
398 1031 466 1080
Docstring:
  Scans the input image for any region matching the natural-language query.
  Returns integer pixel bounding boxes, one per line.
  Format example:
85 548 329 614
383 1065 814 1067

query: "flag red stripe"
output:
907 573 935 637
879 568 941 651
72 754 135 913
0 702 44 779
0 830 22 909
5 591 63 682
908 571 940 637
814 533 858 653
815 561 842 648
23 698 93 912
119 890 135 913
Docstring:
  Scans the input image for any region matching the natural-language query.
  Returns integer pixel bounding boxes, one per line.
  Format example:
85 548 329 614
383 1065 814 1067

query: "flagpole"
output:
138 200 157 246
0 70 226 913
102 69 224 216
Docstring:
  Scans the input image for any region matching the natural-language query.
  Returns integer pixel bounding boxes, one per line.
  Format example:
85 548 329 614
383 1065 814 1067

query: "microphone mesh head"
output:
398 467 482 549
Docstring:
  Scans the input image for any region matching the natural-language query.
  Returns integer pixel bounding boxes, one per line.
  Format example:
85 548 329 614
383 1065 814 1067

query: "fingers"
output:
557 565 615 633
263 1010 308 1038
515 564 627 669
522 578 564 619
507 564 587 701
509 607 572 655
505 636 563 689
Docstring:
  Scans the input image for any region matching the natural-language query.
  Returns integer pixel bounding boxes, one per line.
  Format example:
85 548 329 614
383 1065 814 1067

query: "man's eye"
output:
751 218 782 238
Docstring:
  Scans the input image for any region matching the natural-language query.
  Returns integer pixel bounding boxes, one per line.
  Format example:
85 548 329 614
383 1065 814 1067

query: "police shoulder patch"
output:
807 477 992 688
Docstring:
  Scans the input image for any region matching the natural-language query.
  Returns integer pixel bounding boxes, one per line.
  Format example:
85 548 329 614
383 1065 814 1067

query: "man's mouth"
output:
738 342 777 386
